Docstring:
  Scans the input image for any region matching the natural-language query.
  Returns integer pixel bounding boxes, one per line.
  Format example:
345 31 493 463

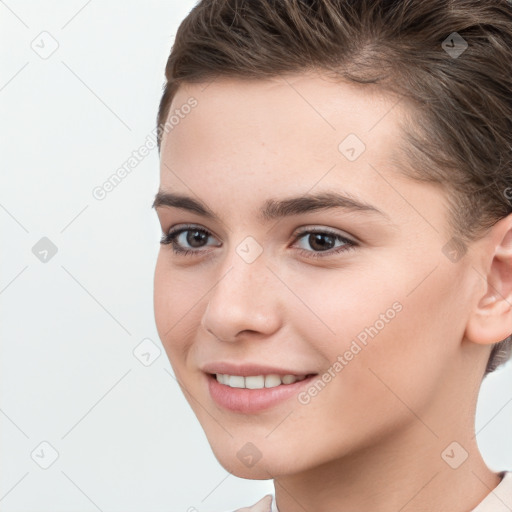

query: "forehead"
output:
158 72 444 232
162 72 403 159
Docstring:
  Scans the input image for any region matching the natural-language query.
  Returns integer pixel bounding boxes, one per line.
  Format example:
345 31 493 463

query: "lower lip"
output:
206 373 318 414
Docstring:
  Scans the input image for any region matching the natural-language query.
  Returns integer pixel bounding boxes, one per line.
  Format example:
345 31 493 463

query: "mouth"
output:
204 371 319 413
210 372 315 389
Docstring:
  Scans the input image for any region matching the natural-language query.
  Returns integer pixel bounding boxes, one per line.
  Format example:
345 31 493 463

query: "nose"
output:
200 252 282 343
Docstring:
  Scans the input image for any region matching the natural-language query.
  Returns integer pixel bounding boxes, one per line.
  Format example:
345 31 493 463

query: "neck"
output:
273 401 500 512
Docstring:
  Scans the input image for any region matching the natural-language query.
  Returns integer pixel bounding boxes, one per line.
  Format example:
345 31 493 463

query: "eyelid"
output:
292 224 357 243
163 223 357 241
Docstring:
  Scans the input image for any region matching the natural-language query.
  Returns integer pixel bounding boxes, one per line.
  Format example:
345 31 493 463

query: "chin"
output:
215 454 284 480
207 438 308 480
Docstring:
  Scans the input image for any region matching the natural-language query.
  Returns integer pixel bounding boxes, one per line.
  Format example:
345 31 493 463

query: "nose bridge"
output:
201 242 280 341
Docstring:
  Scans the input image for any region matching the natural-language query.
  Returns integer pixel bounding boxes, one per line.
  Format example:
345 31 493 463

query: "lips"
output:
200 361 314 377
201 362 318 413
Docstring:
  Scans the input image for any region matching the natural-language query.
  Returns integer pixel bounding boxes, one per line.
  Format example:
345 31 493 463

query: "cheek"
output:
153 253 172 338
288 264 404 352
153 253 194 360
294 263 458 413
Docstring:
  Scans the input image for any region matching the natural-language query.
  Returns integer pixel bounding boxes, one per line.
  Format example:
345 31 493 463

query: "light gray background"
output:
0 1 511 511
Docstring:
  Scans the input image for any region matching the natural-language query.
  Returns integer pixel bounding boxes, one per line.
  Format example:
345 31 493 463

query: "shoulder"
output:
220 493 275 512
218 474 512 512
217 474 512 512
470 471 512 512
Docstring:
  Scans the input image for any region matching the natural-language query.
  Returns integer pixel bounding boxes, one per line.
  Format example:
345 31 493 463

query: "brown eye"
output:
293 228 357 258
183 229 209 248
160 225 220 256
306 233 336 251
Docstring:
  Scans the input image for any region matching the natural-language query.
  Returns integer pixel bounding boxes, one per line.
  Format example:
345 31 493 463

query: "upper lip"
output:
201 362 316 377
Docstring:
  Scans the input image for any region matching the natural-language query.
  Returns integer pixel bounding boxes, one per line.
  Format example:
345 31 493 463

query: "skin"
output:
153 71 512 512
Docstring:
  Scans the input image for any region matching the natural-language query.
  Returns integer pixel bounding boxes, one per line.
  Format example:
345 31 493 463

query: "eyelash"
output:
159 223 358 259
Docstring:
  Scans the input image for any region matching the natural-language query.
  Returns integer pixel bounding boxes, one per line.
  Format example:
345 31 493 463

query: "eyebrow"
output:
152 190 391 223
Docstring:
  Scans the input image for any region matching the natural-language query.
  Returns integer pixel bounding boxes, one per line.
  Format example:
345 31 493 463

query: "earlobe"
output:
466 295 512 346
465 214 512 346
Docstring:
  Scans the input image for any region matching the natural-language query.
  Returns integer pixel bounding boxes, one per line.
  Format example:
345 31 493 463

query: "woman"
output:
152 0 512 510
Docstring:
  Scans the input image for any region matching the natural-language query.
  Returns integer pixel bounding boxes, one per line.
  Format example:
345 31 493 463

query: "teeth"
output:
265 374 282 388
228 375 245 388
282 374 298 384
245 375 265 389
215 373 307 389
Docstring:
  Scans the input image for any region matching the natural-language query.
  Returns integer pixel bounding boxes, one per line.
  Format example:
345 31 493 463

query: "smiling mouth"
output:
209 372 318 389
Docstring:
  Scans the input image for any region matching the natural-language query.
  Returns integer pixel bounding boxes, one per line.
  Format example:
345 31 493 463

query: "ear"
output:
465 213 512 346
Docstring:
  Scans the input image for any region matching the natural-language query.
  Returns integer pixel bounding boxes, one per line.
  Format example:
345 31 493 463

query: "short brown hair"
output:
156 0 512 374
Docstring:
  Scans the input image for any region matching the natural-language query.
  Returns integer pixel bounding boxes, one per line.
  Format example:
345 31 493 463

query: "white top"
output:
226 471 512 512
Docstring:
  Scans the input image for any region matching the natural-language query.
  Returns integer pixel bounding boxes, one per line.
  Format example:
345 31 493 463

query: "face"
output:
153 72 482 479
